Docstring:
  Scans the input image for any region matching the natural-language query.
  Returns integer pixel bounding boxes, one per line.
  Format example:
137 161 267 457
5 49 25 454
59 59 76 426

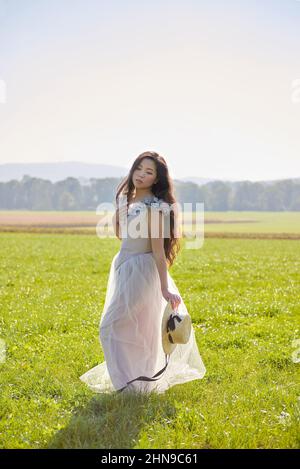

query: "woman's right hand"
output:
162 288 181 311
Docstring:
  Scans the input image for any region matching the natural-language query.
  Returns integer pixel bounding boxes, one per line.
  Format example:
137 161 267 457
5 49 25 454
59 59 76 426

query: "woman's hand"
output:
162 288 181 311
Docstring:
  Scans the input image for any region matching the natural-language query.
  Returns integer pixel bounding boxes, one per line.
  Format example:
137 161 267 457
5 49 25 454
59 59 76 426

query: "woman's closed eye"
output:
137 167 153 175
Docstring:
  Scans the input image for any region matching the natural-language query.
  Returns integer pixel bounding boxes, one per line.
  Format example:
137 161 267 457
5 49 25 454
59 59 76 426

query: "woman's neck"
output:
131 190 155 203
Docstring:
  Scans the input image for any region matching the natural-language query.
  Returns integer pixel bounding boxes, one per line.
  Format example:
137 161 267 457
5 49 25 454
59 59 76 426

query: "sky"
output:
0 0 300 181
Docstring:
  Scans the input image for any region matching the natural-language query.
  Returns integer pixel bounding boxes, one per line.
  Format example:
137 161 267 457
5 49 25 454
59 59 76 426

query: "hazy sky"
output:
0 0 300 181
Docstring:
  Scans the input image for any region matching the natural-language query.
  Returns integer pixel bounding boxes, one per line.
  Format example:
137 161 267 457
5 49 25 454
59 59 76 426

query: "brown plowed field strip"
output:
0 225 299 239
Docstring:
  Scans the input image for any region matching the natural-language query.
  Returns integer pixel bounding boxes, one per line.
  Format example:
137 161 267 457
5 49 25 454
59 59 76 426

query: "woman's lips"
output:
136 179 143 183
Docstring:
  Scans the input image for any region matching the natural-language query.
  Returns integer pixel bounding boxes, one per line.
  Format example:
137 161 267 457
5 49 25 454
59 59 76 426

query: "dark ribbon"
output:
167 313 182 344
116 353 170 393
116 313 182 393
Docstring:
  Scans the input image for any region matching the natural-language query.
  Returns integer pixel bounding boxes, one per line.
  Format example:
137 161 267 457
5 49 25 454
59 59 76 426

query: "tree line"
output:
0 175 299 211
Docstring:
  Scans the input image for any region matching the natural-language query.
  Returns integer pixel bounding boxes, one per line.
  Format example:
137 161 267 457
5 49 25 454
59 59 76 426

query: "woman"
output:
79 151 206 394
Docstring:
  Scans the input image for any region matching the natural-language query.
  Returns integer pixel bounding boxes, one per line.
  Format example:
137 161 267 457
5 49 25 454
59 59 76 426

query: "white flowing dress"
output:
79 195 206 394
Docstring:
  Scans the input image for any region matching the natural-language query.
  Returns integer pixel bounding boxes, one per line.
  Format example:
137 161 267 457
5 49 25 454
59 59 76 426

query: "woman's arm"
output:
148 208 181 310
112 209 122 240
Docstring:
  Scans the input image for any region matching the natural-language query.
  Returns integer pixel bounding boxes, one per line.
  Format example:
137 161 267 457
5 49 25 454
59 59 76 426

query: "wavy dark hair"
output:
115 151 181 268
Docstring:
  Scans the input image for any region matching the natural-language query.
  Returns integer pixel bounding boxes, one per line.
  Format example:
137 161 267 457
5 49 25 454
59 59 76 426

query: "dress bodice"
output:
115 195 171 270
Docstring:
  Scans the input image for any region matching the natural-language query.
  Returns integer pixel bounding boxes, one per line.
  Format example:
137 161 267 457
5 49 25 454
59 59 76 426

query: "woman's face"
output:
132 158 158 190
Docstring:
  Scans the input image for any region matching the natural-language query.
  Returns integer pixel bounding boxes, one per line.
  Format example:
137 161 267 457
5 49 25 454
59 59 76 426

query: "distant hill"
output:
0 161 128 182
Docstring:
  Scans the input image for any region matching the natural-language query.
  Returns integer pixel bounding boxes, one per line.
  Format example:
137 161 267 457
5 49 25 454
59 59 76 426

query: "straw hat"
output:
161 300 192 355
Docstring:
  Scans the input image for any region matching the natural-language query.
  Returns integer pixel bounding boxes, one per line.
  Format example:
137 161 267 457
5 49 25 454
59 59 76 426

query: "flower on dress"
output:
127 196 171 217
150 199 171 216
127 200 148 217
144 195 159 205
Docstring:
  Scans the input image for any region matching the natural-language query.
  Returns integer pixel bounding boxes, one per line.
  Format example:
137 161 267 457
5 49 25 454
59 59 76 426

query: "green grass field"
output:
0 228 299 448
203 211 300 233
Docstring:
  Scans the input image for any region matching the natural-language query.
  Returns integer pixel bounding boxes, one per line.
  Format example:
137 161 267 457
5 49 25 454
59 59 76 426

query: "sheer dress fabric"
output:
79 196 206 394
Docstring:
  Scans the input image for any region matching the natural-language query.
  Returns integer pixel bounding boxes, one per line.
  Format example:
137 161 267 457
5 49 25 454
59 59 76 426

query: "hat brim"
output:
161 301 178 355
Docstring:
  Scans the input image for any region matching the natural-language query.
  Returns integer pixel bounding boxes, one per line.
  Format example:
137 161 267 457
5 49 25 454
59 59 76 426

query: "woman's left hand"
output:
162 288 181 311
